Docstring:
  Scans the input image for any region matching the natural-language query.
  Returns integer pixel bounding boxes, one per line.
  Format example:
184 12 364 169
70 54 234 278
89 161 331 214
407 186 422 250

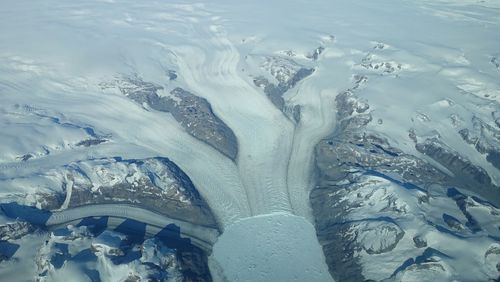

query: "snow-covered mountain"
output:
0 0 499 281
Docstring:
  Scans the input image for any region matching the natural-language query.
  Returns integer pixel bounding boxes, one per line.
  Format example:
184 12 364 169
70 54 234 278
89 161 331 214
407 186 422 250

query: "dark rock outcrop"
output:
253 57 314 121
416 138 499 206
67 157 218 228
118 77 238 160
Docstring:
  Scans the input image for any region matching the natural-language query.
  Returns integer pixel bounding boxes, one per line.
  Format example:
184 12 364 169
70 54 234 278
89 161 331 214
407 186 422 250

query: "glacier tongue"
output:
210 213 333 282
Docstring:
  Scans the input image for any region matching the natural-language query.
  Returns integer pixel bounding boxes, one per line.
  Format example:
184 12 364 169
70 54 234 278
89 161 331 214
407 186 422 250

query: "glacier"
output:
0 0 499 281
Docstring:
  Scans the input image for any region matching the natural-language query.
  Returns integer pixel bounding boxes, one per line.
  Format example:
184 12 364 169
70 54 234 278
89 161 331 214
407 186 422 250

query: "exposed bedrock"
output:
253 56 314 122
1 205 217 280
0 219 38 262
36 227 212 282
458 116 500 170
0 221 36 242
61 157 218 228
117 77 238 160
311 84 500 281
311 91 426 281
307 46 325 61
416 138 500 206
312 137 441 282
0 154 220 280
492 56 500 71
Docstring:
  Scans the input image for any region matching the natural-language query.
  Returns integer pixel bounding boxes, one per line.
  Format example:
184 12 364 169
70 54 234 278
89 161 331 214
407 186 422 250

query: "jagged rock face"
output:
34 225 212 282
0 221 36 241
116 77 238 160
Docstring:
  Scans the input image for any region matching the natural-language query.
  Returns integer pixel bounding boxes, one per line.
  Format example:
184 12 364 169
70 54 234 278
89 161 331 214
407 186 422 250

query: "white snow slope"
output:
1 0 499 281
